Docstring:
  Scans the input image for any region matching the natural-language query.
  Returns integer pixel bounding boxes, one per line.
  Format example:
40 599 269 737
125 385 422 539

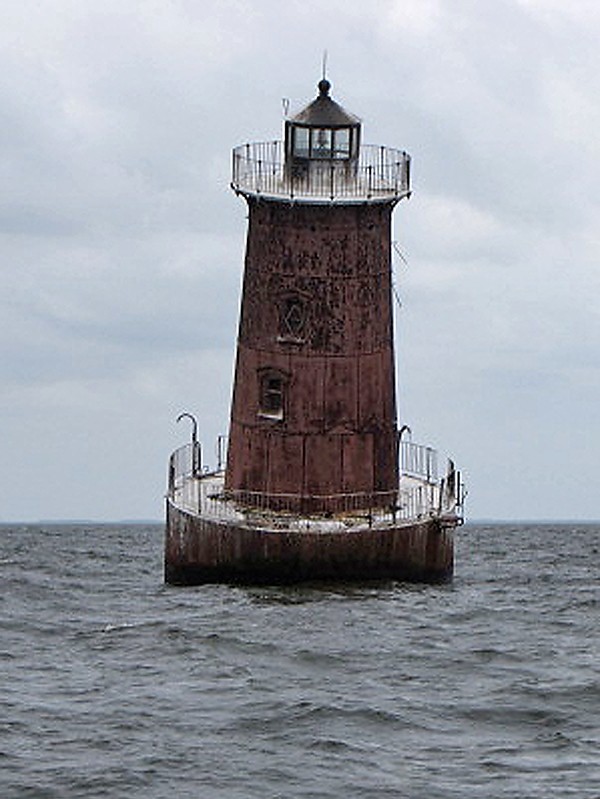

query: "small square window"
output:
259 370 286 420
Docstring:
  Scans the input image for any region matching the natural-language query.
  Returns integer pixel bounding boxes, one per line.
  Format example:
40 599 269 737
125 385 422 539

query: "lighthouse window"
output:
281 297 305 338
312 128 333 158
293 127 310 158
333 128 351 158
291 127 353 160
259 371 285 418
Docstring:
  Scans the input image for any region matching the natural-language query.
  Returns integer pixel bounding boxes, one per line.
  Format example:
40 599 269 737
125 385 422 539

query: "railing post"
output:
217 435 227 472
244 143 250 189
193 440 202 479
176 412 200 477
168 456 175 496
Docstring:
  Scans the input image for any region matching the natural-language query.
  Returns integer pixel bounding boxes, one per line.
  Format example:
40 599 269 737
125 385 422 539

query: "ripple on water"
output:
1 522 599 799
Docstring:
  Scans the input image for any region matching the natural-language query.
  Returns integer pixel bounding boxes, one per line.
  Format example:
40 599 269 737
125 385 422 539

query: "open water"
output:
1 522 598 798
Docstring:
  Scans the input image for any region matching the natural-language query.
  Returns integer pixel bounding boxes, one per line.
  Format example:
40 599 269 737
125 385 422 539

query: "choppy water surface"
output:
1 522 598 798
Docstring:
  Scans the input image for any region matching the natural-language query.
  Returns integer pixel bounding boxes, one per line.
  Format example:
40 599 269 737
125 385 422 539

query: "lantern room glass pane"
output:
311 128 333 158
333 128 351 158
293 127 310 158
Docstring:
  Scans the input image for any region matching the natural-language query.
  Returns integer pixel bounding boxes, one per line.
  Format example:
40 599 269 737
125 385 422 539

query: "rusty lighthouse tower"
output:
165 77 463 584
226 78 403 514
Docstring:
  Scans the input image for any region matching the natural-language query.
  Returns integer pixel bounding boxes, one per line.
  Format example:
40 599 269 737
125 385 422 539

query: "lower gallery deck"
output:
164 467 462 585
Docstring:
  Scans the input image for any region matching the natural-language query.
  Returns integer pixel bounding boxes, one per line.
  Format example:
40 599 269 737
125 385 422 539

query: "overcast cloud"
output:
1 0 599 521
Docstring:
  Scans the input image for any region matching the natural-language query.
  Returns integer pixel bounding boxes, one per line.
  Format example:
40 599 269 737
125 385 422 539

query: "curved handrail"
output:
231 142 411 203
167 441 463 524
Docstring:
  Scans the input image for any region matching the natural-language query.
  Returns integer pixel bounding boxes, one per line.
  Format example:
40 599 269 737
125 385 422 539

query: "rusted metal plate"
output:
357 350 397 430
303 433 343 496
323 356 358 430
285 353 325 433
165 500 453 585
225 197 400 512
266 434 304 495
341 433 373 493
224 421 269 493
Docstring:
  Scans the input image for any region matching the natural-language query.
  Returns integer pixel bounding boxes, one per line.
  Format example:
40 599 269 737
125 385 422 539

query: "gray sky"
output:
2 0 599 522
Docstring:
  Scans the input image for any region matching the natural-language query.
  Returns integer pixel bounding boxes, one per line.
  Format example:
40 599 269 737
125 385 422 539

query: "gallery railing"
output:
167 441 201 491
167 443 463 527
231 142 411 202
401 440 438 482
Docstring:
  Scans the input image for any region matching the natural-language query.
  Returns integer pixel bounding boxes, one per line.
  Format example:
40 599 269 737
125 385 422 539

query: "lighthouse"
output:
164 77 463 585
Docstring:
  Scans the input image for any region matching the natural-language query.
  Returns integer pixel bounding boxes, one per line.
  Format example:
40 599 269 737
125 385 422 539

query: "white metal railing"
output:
170 477 455 530
167 448 463 530
401 441 438 482
231 142 411 203
167 441 201 491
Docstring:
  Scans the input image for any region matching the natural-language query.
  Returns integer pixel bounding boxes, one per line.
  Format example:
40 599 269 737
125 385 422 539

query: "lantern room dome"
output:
289 79 361 128
285 79 361 164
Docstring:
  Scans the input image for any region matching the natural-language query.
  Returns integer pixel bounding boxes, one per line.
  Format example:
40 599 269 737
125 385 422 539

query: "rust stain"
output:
225 199 399 510
165 501 453 586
